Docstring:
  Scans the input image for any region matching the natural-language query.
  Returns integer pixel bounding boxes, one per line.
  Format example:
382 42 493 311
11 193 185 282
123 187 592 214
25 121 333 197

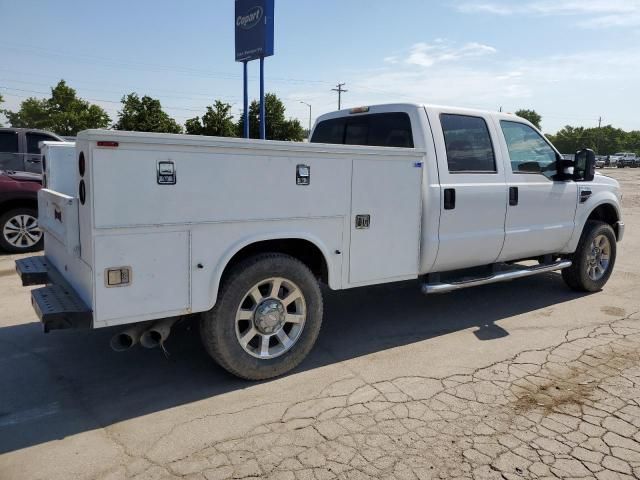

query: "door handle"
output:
26 158 42 163
443 188 456 210
509 186 519 206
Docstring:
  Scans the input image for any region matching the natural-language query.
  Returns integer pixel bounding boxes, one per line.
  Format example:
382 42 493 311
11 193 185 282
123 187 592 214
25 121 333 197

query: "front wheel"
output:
200 253 323 380
562 221 616 292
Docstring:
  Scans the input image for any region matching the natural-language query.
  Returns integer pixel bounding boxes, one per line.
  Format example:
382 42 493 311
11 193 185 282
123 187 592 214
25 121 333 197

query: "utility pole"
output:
597 116 602 154
300 101 312 140
332 83 347 110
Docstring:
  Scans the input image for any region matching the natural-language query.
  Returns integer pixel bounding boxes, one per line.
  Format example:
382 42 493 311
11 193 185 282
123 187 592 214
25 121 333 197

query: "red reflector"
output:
97 141 119 147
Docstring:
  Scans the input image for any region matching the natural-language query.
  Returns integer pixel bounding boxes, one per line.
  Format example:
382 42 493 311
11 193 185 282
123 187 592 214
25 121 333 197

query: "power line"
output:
0 87 206 113
331 83 347 110
2 43 334 87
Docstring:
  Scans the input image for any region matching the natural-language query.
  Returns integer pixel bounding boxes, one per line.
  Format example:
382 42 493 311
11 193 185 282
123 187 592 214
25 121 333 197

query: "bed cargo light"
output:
349 106 370 114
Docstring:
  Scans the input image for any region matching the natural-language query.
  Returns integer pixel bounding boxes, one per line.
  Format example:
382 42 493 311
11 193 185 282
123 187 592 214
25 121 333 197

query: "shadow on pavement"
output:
0 271 587 454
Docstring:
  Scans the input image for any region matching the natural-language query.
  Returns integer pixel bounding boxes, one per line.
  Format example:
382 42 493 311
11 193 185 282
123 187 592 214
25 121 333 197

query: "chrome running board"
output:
422 260 572 294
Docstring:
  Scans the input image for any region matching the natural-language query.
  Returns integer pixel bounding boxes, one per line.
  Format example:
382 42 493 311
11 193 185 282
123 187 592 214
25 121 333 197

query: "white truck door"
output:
495 120 577 261
349 157 423 285
427 110 507 271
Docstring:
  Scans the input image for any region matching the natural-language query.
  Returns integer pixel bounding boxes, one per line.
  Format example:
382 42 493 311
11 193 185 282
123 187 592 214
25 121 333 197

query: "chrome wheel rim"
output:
3 214 42 249
235 277 307 359
586 234 611 281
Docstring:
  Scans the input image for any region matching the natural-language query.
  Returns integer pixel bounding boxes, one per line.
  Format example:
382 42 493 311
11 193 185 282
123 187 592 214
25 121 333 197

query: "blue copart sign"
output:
235 0 274 62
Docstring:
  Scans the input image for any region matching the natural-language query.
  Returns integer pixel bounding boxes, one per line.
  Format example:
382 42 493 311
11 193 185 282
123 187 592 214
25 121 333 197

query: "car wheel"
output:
562 220 616 292
200 253 323 380
0 208 44 253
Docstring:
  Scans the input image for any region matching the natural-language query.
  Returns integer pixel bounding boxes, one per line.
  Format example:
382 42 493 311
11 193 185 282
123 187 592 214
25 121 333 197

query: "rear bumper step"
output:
15 256 50 286
16 256 92 332
422 260 572 294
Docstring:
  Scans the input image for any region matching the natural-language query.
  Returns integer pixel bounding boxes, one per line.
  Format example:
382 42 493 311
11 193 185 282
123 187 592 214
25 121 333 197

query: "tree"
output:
237 93 305 141
546 124 627 155
515 109 542 130
115 93 182 133
4 80 110 135
0 93 4 127
185 101 236 137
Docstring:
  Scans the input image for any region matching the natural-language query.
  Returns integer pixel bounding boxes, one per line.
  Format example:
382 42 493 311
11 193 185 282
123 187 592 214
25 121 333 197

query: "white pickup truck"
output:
16 103 624 380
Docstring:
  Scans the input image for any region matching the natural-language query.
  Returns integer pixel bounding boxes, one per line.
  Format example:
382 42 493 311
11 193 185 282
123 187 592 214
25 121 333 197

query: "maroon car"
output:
0 170 43 253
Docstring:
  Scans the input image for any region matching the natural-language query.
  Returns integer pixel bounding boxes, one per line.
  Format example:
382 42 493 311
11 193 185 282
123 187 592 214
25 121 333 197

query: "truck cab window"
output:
345 120 368 145
311 113 414 148
26 133 57 154
0 131 19 153
500 121 557 176
440 114 496 173
310 118 345 144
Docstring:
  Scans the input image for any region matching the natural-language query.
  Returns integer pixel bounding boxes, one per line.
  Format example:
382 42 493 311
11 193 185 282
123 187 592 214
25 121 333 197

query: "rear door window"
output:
0 131 19 153
440 114 496 173
26 132 58 154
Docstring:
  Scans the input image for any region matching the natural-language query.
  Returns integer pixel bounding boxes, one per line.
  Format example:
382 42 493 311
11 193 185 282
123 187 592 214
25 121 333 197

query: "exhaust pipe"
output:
140 317 179 349
110 321 153 352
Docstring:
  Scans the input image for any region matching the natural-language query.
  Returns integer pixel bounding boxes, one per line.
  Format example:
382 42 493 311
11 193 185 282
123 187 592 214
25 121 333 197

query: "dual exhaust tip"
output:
110 317 178 352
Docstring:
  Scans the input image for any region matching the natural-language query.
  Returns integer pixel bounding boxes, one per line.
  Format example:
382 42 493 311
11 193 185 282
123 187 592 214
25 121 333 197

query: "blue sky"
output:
1 0 639 133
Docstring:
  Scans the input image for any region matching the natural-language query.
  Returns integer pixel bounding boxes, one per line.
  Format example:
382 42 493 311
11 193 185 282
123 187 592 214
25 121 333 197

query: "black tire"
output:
0 208 44 253
200 253 323 380
562 220 616 292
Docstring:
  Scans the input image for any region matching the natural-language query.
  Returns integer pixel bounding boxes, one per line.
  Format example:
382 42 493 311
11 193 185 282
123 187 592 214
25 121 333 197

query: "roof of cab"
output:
314 102 538 131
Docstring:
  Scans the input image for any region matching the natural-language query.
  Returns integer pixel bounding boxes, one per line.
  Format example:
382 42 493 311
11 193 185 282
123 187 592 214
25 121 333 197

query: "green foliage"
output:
115 93 182 133
546 125 639 155
4 80 110 135
515 109 542 130
185 101 236 137
237 93 305 141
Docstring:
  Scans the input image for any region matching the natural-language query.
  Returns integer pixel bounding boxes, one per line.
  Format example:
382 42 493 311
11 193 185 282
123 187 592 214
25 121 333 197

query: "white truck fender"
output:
206 232 338 311
564 191 621 253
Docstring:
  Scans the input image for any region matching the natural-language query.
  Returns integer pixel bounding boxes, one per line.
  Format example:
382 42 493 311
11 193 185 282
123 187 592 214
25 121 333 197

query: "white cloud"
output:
456 0 640 27
403 41 497 67
287 43 640 134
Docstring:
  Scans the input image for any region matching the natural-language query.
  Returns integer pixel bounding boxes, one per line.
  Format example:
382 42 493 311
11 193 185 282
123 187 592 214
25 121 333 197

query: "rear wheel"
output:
562 221 616 292
200 253 323 380
0 208 43 253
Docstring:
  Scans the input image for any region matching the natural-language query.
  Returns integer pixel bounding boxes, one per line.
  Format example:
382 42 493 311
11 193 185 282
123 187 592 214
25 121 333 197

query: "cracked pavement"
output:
1 169 640 480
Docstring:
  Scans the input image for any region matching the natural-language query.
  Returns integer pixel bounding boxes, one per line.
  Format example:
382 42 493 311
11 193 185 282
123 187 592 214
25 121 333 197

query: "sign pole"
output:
236 0 274 140
259 56 266 140
243 60 249 139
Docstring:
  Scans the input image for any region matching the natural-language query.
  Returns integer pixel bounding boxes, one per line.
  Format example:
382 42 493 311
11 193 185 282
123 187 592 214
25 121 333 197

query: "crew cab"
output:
16 104 624 380
0 128 65 173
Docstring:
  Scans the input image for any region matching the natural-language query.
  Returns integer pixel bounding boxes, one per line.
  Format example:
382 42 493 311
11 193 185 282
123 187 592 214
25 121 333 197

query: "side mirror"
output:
574 148 595 182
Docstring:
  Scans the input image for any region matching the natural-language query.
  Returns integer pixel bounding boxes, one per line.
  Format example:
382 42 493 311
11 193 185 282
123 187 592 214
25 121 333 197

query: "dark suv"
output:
0 128 64 174
0 170 43 253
